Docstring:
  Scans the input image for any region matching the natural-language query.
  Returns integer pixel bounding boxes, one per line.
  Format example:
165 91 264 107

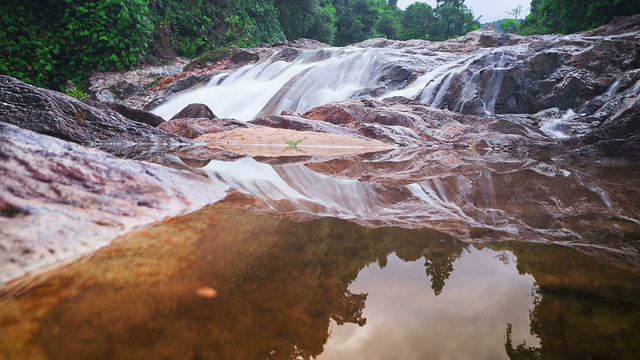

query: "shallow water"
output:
2 150 640 359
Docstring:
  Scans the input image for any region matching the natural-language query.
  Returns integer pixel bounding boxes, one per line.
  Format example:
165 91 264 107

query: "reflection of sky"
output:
320 248 538 359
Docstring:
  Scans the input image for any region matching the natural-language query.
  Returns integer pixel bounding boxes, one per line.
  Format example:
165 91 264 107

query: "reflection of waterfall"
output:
203 157 490 226
196 152 640 248
152 48 429 121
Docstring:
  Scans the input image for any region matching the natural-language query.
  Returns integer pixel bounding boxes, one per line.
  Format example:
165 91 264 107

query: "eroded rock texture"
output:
0 123 228 284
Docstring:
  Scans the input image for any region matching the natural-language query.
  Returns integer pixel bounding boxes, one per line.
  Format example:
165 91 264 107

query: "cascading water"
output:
152 47 432 121
416 48 516 114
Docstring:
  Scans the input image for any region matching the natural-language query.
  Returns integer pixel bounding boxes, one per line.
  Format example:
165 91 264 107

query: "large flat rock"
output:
0 123 228 285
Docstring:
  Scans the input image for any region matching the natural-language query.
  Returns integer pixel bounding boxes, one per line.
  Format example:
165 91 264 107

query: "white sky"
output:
397 0 531 23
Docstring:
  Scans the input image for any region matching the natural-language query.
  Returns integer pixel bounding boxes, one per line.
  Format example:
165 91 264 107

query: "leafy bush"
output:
500 18 521 34
0 0 152 89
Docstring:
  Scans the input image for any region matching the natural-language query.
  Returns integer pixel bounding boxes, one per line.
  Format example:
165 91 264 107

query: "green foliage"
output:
149 0 285 59
64 86 89 100
0 0 152 88
285 138 305 152
400 0 478 41
333 0 394 46
429 0 480 41
500 18 521 34
401 2 435 40
521 0 640 35
1 0 489 90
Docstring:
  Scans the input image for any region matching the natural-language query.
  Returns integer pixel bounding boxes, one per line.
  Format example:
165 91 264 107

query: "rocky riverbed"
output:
1 15 640 286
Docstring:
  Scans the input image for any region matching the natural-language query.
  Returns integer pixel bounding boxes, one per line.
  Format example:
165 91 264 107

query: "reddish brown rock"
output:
586 14 640 36
0 76 185 145
301 98 554 149
249 114 358 137
170 103 218 120
0 122 228 284
158 117 252 139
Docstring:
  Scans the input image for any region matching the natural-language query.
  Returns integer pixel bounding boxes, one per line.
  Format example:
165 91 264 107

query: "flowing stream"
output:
4 32 640 359
151 45 522 121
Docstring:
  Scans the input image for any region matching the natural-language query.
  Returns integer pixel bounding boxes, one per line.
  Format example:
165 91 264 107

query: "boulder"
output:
86 100 165 127
570 96 640 159
0 76 186 145
170 103 218 120
158 117 251 139
0 122 228 284
302 98 555 148
249 114 358 136
585 14 640 36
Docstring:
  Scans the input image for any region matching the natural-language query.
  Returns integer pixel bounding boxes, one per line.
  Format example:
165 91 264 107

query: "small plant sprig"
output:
64 86 89 100
285 138 304 152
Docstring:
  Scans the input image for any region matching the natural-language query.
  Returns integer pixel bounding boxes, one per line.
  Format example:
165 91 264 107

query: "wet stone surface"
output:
2 146 640 359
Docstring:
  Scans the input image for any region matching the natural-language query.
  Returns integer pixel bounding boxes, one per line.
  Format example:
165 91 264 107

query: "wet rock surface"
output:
135 15 640 161
2 15 640 288
158 117 253 139
302 97 556 149
249 113 362 137
86 100 165 127
0 123 228 284
170 103 217 120
0 76 186 146
87 58 189 108
186 148 640 271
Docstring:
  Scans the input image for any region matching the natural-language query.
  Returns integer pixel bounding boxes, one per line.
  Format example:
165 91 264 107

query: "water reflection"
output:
194 149 640 268
2 201 640 359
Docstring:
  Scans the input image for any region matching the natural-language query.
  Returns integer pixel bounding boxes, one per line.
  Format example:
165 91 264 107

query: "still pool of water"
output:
2 150 640 359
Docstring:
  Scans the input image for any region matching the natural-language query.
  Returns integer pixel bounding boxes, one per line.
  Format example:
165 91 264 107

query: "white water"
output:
152 47 432 121
539 109 575 139
415 48 519 114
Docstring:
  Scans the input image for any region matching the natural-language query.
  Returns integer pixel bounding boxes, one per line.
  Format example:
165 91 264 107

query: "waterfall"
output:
416 49 515 114
152 47 431 121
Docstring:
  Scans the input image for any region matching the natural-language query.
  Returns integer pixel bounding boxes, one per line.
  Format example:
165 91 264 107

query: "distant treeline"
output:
521 0 640 35
0 0 638 90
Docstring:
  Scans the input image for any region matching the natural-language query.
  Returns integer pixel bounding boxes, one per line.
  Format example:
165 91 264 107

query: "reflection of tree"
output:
504 323 541 360
27 210 470 360
422 239 466 296
493 242 640 360
495 250 511 265
331 290 367 326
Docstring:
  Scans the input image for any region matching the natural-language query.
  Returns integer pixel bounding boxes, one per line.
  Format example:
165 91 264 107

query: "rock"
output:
86 100 165 127
171 73 215 93
0 76 187 145
416 22 640 117
569 96 640 159
170 103 217 120
249 114 358 137
158 117 251 139
586 14 640 36
0 122 228 284
302 98 555 148
477 24 522 47
87 57 188 107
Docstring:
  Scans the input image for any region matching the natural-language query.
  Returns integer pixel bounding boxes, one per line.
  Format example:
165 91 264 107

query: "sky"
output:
396 0 531 23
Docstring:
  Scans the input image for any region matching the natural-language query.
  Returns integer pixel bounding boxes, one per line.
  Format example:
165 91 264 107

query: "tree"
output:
430 0 480 41
400 2 435 40
500 18 521 33
307 1 337 44
507 4 524 19
520 0 640 35
275 0 322 40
